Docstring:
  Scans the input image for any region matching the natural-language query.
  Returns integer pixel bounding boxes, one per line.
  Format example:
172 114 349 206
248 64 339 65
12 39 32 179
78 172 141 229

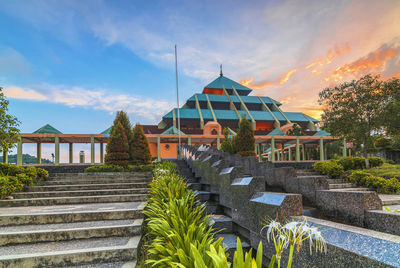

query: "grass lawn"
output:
364 163 400 179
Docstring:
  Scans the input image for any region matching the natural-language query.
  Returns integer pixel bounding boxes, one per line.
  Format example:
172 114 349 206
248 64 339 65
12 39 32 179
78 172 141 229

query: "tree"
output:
114 111 134 161
131 124 152 165
318 75 387 168
232 115 256 157
104 121 130 166
286 123 305 136
220 127 233 154
382 78 400 136
0 87 20 155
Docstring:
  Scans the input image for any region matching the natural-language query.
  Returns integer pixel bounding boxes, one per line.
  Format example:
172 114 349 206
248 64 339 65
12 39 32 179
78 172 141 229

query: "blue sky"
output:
1 0 399 161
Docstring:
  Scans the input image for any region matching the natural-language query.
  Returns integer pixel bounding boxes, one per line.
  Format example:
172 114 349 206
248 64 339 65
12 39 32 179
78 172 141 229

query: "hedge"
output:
84 164 154 173
313 160 344 178
338 156 384 170
0 163 49 199
347 171 400 194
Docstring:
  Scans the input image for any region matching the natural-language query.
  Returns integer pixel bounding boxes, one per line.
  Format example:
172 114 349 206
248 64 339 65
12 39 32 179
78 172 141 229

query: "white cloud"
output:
3 84 172 122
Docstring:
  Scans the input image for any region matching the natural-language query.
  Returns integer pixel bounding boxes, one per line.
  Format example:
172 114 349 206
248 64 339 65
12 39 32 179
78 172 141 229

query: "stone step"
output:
27 182 149 192
188 182 202 191
215 233 250 257
296 171 319 176
0 219 142 246
67 260 137 268
0 236 140 267
326 178 343 184
13 188 148 199
210 214 233 233
329 183 357 189
50 172 151 178
42 178 152 185
0 194 147 207
330 187 370 192
297 175 329 179
0 202 145 226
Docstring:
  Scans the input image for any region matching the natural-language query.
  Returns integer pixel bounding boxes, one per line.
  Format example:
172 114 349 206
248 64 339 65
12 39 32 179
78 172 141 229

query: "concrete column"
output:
302 144 306 161
37 143 41 164
17 138 23 166
271 137 275 163
3 149 8 164
55 134 59 166
295 137 300 162
157 135 161 161
342 138 347 157
217 135 220 149
91 135 95 165
319 137 324 161
188 135 191 146
276 145 280 161
288 147 292 161
100 143 104 164
69 143 73 164
258 144 262 162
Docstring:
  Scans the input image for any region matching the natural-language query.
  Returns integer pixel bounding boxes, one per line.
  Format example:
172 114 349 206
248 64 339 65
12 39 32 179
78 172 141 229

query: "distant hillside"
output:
0 154 52 164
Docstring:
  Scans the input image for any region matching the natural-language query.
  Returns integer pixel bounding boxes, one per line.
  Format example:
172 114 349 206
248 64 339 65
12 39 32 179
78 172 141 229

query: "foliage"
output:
105 121 131 166
385 160 396 165
233 237 262 268
221 127 234 154
368 157 384 168
313 160 344 178
374 137 392 150
114 111 135 161
262 219 327 268
382 78 400 136
84 164 154 173
0 164 48 199
142 161 230 267
286 123 305 136
347 171 400 194
232 116 255 157
0 154 52 164
363 163 400 179
318 75 388 168
131 124 152 165
0 87 20 155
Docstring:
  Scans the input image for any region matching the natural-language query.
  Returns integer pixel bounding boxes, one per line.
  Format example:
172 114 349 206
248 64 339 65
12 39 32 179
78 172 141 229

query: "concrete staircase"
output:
0 172 151 267
173 160 250 257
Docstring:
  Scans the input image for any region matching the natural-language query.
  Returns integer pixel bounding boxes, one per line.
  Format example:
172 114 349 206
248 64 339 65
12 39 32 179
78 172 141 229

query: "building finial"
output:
220 64 223 76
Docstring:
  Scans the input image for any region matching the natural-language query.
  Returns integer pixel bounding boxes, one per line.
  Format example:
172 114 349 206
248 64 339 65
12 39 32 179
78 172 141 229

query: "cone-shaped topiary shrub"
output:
105 121 130 166
220 127 233 154
114 111 134 161
131 123 152 165
232 115 256 157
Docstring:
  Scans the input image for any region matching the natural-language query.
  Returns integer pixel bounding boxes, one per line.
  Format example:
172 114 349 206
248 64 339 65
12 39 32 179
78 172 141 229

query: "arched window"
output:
211 129 218 135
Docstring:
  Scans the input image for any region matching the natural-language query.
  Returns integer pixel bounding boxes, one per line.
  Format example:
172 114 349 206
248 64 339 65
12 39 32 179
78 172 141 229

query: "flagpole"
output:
175 45 181 158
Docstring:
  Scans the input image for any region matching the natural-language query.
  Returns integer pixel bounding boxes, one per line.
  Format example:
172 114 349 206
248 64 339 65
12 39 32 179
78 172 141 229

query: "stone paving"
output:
0 172 151 267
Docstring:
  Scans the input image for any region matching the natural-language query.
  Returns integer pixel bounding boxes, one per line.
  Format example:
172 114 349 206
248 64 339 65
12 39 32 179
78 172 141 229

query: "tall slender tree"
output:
104 121 130 166
220 127 233 154
131 124 152 165
114 111 134 161
232 115 256 157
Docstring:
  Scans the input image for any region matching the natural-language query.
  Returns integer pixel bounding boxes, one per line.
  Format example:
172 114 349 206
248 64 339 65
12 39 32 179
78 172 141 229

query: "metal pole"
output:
175 45 181 159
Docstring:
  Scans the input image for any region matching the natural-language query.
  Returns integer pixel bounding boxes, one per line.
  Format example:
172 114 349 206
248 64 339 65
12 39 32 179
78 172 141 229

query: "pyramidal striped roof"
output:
204 75 252 93
267 128 286 136
33 124 62 134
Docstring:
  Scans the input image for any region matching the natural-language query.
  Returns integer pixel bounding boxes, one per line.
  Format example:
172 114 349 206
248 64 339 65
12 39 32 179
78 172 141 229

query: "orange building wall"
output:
256 121 274 131
149 143 157 159
203 88 224 95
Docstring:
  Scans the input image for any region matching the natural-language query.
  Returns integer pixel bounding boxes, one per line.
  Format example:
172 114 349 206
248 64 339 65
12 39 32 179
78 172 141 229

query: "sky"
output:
1 0 400 161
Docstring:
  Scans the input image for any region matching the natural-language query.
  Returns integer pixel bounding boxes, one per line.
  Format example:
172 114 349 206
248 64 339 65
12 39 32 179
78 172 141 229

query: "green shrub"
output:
131 124 152 165
84 164 154 173
368 157 384 167
105 121 131 166
221 127 234 154
347 170 400 194
338 157 366 170
142 161 230 267
24 166 38 180
313 160 344 178
232 115 255 157
16 173 34 186
0 176 24 199
385 160 396 165
37 168 49 180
